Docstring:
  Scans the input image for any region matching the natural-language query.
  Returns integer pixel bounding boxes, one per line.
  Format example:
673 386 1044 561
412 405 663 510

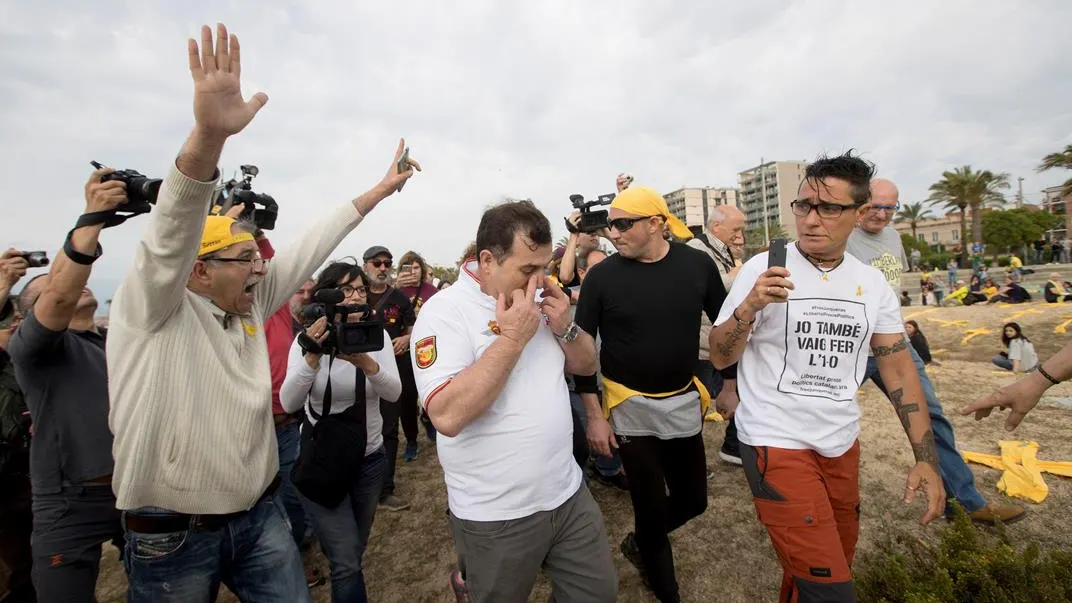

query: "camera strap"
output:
75 206 151 230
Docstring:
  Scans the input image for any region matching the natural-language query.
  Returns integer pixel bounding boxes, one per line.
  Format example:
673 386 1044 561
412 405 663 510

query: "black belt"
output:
123 476 281 534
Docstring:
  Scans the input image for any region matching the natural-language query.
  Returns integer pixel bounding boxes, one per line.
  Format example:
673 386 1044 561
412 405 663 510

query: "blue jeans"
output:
275 421 308 548
992 355 1013 371
301 448 387 603
569 392 624 477
122 495 312 602
865 345 987 513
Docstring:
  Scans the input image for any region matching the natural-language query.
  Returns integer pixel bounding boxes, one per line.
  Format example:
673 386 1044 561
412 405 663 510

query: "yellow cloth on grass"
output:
601 375 712 420
961 440 1072 503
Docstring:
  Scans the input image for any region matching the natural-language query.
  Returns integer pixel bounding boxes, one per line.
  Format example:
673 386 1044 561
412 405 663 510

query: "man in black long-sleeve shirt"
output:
575 185 725 603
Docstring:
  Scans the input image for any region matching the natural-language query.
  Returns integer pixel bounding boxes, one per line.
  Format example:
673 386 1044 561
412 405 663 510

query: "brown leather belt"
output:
273 413 299 427
123 476 281 534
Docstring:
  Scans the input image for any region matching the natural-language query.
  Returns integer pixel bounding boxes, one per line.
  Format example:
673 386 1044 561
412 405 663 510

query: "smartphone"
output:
395 147 410 192
767 238 788 269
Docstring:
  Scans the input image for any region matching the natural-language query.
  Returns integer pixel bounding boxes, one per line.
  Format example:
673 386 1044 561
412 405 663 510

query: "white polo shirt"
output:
410 262 582 521
714 244 903 458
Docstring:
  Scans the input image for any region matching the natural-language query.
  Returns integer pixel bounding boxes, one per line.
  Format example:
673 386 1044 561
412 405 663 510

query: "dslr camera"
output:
215 165 279 231
566 193 615 234
297 289 384 357
17 251 48 268
90 161 163 217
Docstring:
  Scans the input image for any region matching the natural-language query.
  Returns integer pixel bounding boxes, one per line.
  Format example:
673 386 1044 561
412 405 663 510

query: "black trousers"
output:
381 353 419 498
616 432 707 603
0 473 35 602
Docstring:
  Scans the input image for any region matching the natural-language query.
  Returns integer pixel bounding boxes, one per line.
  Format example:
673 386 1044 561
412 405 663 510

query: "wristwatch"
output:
556 321 580 343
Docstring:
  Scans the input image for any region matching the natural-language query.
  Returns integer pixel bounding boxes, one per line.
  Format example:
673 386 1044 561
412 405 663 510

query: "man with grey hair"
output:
847 177 1025 525
687 204 746 466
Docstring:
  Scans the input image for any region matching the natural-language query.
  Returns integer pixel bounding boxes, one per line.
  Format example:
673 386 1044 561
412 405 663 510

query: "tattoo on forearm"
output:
872 337 908 357
888 387 921 433
911 429 939 469
715 320 748 359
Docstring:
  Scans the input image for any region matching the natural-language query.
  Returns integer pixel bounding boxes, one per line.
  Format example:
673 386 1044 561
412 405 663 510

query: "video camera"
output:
566 193 615 234
90 161 163 221
215 165 279 231
297 289 384 357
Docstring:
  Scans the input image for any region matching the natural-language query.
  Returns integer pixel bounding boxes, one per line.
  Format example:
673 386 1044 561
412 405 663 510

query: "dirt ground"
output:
85 301 1072 602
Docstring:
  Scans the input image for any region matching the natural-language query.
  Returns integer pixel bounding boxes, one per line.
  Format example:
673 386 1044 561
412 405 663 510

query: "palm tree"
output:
894 202 934 240
1037 144 1072 198
927 166 1010 260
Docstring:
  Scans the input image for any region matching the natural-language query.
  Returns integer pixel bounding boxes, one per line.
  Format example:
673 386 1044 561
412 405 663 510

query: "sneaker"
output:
404 441 418 462
719 442 743 466
594 471 630 491
449 569 470 603
620 532 651 589
379 494 410 512
959 503 1027 525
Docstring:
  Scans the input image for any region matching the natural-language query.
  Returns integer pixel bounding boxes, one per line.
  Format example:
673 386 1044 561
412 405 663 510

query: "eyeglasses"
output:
608 215 658 232
204 257 269 271
790 200 865 219
368 259 392 269
339 284 367 297
868 203 901 213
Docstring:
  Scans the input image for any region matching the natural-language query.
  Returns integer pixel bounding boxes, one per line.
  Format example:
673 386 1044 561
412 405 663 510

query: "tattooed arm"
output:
709 265 794 369
872 331 946 524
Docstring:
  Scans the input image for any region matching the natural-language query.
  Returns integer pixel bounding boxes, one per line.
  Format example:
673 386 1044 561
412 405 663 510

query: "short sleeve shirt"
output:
715 244 903 457
409 262 582 521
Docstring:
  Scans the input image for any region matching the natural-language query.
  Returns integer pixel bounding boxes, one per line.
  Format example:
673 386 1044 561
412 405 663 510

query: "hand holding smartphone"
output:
396 147 410 192
767 238 787 269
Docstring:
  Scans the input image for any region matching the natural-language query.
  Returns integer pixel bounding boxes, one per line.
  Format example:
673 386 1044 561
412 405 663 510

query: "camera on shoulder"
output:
297 288 384 357
566 193 615 234
215 165 279 231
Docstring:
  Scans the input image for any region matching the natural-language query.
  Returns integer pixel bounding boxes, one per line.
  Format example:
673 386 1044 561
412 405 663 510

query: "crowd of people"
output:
2 21 1071 603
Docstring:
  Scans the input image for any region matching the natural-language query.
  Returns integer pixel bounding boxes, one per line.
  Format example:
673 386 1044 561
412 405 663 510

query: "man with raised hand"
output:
107 23 419 602
846 178 1025 526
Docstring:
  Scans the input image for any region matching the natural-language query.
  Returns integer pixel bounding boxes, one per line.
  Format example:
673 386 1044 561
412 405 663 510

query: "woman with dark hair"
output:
993 322 1039 373
904 320 932 365
280 261 401 603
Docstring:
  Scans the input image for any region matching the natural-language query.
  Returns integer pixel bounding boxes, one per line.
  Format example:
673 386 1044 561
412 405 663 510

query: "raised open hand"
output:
188 23 268 140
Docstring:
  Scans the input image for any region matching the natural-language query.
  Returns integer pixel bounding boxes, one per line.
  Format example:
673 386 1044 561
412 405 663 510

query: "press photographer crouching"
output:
280 261 400 603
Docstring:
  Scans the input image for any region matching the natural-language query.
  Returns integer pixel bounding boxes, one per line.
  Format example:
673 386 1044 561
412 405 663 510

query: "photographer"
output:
7 170 126 602
0 251 33 603
106 24 419 602
280 261 400 603
558 211 603 288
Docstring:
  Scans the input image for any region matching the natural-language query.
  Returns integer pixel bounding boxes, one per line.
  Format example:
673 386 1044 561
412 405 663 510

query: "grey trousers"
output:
450 483 618 603
31 484 124 603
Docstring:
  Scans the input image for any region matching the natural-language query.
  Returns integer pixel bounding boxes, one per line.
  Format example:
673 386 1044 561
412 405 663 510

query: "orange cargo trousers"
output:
740 441 861 603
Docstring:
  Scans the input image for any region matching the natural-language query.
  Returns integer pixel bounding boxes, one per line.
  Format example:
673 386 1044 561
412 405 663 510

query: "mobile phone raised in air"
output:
395 147 410 192
767 238 788 269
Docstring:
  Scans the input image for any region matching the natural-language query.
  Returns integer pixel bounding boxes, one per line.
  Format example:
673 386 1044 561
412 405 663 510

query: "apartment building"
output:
1041 185 1071 240
664 186 740 236
737 160 808 239
892 212 964 249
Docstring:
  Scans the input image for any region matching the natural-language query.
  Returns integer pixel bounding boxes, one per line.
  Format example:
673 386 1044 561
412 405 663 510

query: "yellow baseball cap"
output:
199 215 254 257
611 185 693 240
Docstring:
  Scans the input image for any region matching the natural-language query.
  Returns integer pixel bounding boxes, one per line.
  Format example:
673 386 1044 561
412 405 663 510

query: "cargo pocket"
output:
754 499 826 578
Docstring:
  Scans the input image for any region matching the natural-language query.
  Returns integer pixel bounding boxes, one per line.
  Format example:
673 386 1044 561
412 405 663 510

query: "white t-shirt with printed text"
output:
409 262 582 521
714 244 904 457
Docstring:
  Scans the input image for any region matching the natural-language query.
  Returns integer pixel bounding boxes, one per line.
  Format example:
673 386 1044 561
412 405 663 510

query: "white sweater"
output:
107 161 365 514
279 330 402 456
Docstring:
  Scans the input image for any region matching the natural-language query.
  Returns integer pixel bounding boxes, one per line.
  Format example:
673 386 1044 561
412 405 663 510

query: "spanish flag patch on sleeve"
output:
415 336 437 369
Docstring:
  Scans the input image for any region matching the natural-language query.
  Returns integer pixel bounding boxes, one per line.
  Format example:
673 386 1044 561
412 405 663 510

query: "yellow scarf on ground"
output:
962 440 1072 503
600 375 712 420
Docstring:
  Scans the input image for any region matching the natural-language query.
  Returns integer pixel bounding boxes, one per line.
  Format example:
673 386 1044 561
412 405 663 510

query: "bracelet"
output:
1036 364 1060 386
732 308 755 326
63 229 102 266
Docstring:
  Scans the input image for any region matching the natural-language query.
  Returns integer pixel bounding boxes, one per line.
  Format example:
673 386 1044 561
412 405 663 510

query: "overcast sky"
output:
1 1 1070 305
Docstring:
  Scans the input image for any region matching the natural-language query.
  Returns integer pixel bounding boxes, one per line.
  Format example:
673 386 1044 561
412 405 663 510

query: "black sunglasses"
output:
608 215 659 232
368 259 392 269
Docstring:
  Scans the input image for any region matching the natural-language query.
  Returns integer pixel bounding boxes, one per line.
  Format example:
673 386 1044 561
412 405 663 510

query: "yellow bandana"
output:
200 215 254 257
610 185 693 240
